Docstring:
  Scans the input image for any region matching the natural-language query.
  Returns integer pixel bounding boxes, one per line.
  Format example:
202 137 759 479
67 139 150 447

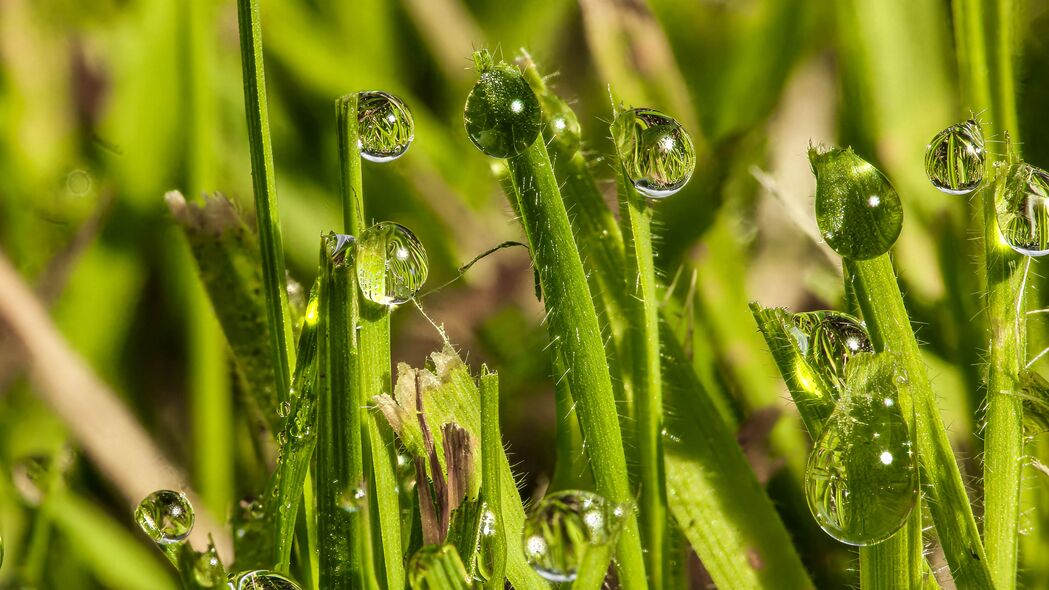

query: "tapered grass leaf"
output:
166 191 281 433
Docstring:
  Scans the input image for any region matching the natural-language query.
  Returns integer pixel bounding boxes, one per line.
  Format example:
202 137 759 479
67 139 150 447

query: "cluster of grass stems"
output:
159 0 1041 588
3 0 1046 589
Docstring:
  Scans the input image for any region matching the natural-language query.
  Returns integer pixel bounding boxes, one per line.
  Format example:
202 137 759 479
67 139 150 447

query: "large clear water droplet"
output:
924 119 985 195
356 222 429 306
464 56 542 159
408 544 472 588
357 91 414 163
194 544 226 587
474 507 499 582
613 108 696 198
804 353 918 546
522 490 629 582
789 311 873 393
228 570 302 590
995 162 1049 257
809 146 903 260
135 490 195 544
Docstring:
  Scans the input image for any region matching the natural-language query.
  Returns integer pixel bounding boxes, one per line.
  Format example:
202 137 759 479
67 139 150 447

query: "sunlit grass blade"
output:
335 93 405 589
235 0 295 401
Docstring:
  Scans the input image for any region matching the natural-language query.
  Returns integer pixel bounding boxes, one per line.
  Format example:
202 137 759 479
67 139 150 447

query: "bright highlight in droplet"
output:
510 99 524 114
880 451 894 465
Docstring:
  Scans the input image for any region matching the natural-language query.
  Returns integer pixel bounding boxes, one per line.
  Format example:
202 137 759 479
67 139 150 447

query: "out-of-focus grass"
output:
2 0 1049 588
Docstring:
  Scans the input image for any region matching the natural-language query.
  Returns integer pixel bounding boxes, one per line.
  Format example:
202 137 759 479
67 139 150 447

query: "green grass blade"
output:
615 143 668 589
166 192 282 433
316 235 370 588
335 93 405 590
506 136 648 589
270 282 320 571
519 54 812 589
953 1 1024 586
847 255 993 588
235 0 295 400
479 367 507 588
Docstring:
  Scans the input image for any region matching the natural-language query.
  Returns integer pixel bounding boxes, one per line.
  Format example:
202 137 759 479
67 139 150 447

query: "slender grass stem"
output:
270 289 319 571
316 236 368 588
479 368 507 589
847 255 994 589
335 94 405 589
953 1 1024 586
751 303 931 588
235 0 295 398
516 56 810 589
616 165 667 589
506 137 648 589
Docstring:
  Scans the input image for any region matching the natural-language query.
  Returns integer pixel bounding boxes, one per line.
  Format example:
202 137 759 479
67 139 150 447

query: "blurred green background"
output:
3 0 1049 587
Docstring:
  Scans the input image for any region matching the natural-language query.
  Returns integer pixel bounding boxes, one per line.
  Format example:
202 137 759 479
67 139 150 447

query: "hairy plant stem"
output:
506 137 647 589
235 0 295 404
750 303 931 588
316 237 370 589
847 255 993 589
517 55 811 589
271 292 319 572
479 368 507 589
616 167 667 589
953 1 1024 586
336 94 405 589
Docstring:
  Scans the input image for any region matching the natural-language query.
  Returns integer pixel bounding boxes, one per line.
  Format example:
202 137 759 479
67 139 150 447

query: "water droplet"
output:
278 401 291 418
804 353 918 546
228 570 303 590
475 508 499 582
355 222 429 306
995 162 1049 257
809 145 903 260
356 91 414 163
464 60 542 158
194 544 226 587
408 544 471 588
789 311 873 392
66 169 93 196
522 490 628 582
135 490 195 544
613 108 696 198
338 485 367 513
925 119 985 195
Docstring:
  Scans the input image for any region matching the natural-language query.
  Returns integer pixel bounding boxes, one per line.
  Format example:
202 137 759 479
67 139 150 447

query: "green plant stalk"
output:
336 94 405 589
494 160 591 492
660 325 813 589
316 237 369 588
954 1 1024 586
515 60 809 588
847 255 994 588
235 0 295 398
479 368 507 589
506 137 647 589
181 0 232 519
749 305 925 588
271 288 319 571
617 171 668 588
